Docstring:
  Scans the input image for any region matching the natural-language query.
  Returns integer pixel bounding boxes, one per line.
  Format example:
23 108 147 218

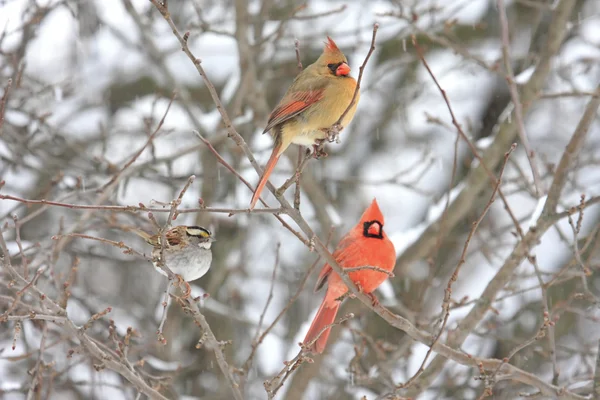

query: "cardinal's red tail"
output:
302 296 340 354
250 144 281 209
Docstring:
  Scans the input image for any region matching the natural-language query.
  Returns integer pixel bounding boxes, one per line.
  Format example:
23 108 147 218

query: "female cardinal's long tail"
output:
303 296 340 354
250 143 282 209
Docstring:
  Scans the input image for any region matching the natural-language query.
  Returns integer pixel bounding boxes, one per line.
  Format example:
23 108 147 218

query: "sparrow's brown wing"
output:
164 227 183 247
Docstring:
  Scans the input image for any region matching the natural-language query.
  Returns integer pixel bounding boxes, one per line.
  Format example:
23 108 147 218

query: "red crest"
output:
325 36 341 53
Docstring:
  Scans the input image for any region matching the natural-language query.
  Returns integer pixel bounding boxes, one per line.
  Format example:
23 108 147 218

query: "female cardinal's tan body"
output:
249 37 360 209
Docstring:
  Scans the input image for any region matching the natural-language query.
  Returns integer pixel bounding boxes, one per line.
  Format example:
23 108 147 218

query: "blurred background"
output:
1 0 600 399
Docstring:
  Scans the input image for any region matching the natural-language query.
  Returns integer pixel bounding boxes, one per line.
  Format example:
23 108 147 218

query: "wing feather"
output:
313 234 356 292
263 90 324 133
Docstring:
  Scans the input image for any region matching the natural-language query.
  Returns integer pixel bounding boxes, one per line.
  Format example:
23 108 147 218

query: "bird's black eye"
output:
363 220 384 239
327 63 340 74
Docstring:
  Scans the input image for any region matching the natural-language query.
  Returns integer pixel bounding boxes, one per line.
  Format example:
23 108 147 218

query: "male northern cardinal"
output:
249 37 360 209
303 199 396 354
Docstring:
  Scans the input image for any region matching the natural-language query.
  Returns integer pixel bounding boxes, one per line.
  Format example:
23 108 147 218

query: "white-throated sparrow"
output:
131 225 214 296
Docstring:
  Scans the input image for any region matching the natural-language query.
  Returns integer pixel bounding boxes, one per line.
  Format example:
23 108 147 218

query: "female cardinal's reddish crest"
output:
249 37 360 209
325 36 342 54
303 199 396 354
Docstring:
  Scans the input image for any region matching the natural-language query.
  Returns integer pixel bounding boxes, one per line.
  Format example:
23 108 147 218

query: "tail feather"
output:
122 225 155 245
250 143 281 209
303 297 340 354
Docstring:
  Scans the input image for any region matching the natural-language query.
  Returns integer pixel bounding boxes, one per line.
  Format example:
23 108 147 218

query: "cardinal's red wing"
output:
314 263 331 292
313 234 356 292
263 90 324 133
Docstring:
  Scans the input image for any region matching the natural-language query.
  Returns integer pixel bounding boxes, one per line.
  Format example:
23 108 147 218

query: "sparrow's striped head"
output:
185 226 214 241
185 226 215 249
185 226 211 238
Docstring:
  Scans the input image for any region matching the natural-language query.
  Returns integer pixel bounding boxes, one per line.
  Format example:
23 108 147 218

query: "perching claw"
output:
312 140 328 159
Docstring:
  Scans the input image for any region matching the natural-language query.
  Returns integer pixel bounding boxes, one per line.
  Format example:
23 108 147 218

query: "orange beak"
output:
336 62 350 76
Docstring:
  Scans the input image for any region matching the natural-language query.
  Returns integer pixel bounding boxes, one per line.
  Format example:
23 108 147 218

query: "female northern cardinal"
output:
303 199 396 354
249 37 360 209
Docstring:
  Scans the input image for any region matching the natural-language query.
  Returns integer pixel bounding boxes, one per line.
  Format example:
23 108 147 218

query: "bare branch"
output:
183 298 244 400
0 78 11 135
497 0 543 195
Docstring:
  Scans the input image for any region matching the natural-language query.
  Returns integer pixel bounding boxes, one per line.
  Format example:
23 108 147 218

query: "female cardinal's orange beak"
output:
336 62 350 76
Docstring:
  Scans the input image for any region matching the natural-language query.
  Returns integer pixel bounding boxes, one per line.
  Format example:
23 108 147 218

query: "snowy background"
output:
1 0 600 399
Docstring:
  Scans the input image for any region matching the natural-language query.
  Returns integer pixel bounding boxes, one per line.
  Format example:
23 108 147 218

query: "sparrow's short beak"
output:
336 62 351 76
209 237 216 242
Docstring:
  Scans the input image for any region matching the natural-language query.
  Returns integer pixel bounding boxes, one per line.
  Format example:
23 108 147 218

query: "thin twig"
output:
4 313 67 322
254 243 281 338
183 297 244 400
52 233 150 260
412 35 524 239
100 93 176 191
156 280 173 345
0 193 282 214
323 23 379 144
497 0 543 195
291 4 347 20
276 153 312 196
293 38 304 210
525 253 560 384
344 265 395 277
490 311 552 380
294 38 303 70
0 78 12 135
12 214 28 279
